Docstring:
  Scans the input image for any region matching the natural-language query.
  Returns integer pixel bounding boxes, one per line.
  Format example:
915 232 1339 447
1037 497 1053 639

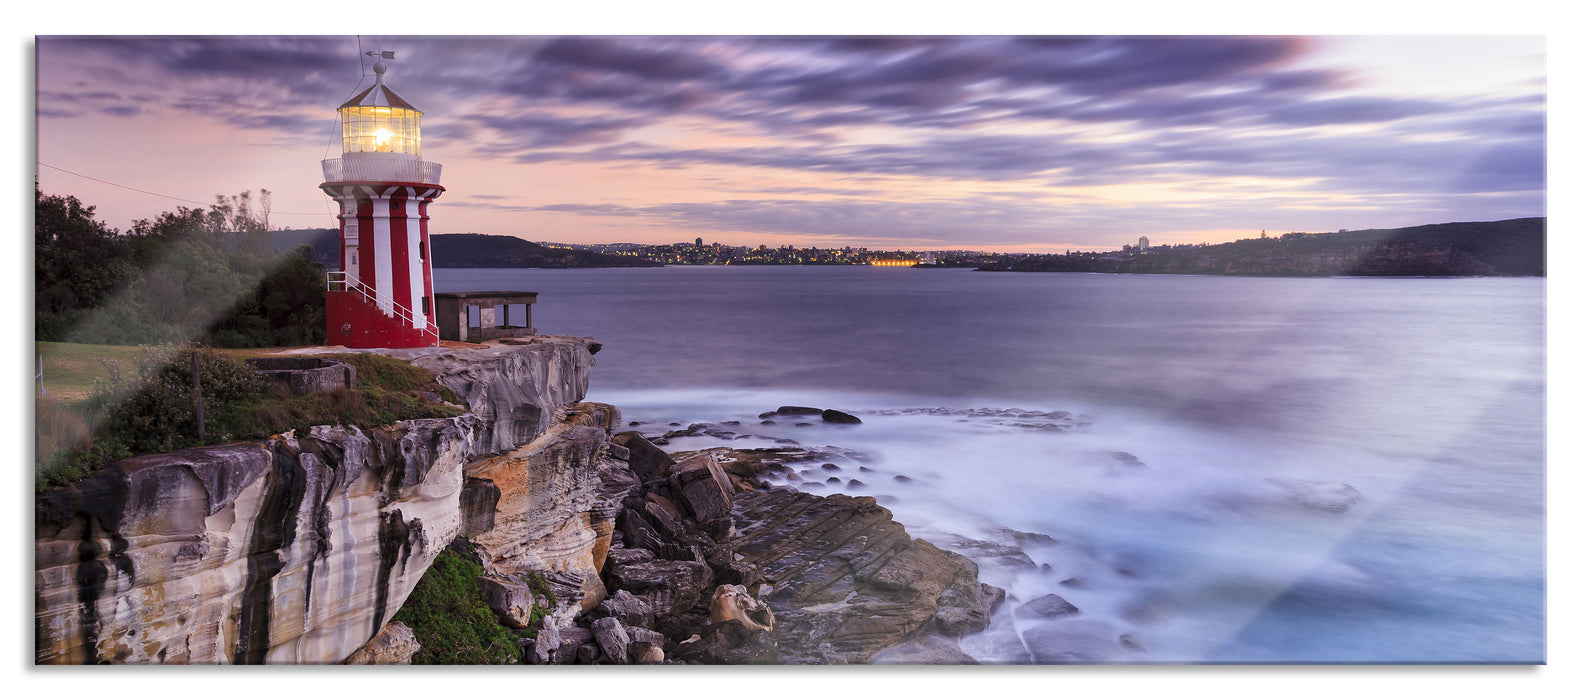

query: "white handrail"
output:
328 271 439 345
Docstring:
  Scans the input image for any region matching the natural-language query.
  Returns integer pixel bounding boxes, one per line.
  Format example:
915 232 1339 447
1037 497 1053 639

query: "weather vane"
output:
365 49 396 80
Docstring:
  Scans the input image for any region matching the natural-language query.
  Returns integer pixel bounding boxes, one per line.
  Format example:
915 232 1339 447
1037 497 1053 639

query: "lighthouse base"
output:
326 290 437 349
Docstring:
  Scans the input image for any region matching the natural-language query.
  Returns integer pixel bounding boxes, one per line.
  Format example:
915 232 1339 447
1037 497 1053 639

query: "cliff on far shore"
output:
978 217 1545 277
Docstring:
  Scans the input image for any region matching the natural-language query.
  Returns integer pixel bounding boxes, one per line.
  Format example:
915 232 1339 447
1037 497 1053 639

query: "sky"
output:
33 33 1547 254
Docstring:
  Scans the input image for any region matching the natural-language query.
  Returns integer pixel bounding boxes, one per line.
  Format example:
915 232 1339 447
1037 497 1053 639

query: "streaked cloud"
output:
35 35 1544 251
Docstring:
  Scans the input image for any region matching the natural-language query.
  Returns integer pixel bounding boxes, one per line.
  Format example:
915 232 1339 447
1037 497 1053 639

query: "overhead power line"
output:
36 162 334 218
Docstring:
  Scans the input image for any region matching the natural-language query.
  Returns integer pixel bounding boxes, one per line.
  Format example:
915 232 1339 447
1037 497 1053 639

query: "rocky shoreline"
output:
475 424 1005 665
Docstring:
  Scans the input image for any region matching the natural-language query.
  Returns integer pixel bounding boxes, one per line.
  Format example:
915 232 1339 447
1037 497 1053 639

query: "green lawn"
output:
34 341 288 405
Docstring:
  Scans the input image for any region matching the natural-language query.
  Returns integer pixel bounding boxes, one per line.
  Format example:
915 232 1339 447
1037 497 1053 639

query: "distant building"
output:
695 237 703 246
1138 236 1149 251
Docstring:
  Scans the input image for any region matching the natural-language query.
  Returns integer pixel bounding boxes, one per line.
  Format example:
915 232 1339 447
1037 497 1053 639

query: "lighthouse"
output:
321 52 443 348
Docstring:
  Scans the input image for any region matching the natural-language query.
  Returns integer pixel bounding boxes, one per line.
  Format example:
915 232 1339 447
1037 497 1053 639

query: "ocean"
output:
435 265 1545 664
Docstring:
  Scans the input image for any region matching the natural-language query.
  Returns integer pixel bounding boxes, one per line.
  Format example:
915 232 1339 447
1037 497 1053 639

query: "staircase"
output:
326 271 439 348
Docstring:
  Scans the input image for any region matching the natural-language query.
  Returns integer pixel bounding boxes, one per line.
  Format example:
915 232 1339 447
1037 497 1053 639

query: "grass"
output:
35 343 467 492
34 341 282 406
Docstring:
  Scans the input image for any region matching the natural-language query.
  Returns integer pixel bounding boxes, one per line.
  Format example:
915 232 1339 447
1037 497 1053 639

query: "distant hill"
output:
430 233 662 268
270 230 663 269
980 218 1545 277
271 228 339 265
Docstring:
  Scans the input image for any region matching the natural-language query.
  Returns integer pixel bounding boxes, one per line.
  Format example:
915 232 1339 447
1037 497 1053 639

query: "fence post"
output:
192 351 206 442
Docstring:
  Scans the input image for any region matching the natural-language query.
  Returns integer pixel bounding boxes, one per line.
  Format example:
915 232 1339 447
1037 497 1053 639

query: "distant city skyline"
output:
35 34 1544 253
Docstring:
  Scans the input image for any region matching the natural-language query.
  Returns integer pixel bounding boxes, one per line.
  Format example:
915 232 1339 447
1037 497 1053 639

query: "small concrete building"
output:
435 291 538 343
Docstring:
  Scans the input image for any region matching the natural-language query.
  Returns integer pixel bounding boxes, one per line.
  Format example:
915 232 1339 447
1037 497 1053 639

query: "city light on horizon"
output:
34 35 1545 254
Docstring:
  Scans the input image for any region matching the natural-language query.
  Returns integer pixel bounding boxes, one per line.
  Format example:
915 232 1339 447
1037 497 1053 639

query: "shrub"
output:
82 345 269 453
392 550 522 664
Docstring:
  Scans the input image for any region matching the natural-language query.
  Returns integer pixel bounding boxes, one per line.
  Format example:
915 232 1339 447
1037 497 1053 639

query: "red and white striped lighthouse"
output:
321 54 442 348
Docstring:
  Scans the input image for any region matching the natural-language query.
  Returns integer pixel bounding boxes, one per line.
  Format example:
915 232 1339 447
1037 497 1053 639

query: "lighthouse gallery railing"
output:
321 156 443 185
327 271 440 346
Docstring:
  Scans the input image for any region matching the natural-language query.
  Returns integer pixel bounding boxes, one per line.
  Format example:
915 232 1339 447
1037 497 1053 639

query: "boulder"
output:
611 432 676 481
552 626 593 664
935 581 1007 637
821 409 862 424
774 406 824 416
1022 618 1134 664
709 584 775 632
342 621 420 665
479 574 546 629
631 641 665 664
668 453 735 539
592 589 655 630
1015 593 1080 619
626 625 665 648
1270 478 1363 513
604 558 716 635
590 616 631 665
528 624 559 665
604 545 655 568
642 496 687 540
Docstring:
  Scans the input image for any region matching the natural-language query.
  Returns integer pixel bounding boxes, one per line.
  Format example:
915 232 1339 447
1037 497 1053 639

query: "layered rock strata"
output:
727 489 1002 663
379 336 597 454
34 337 597 665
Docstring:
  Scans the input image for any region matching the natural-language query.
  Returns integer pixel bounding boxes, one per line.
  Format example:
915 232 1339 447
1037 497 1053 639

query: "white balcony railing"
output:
322 153 442 185
327 271 440 345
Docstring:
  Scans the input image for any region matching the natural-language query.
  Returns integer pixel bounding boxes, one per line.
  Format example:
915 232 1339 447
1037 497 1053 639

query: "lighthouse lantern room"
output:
321 52 444 348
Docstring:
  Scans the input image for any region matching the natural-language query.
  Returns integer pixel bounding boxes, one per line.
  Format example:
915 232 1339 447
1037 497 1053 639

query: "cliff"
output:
35 335 999 665
34 337 598 664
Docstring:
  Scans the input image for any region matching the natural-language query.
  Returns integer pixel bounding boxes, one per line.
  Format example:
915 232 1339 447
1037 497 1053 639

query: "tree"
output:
35 188 135 339
37 188 326 346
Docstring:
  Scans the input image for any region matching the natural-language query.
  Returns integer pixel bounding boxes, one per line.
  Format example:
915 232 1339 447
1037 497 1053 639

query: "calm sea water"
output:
435 266 1545 664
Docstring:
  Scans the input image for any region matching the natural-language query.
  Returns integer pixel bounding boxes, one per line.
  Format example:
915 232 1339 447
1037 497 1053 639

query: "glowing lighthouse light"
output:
320 50 445 348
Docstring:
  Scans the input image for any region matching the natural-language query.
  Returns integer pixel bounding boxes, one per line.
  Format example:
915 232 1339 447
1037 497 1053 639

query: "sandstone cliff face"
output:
464 403 623 626
379 337 598 454
34 338 597 665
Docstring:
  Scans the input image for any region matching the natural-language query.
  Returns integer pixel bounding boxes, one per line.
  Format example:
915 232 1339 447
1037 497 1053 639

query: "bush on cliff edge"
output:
36 346 466 492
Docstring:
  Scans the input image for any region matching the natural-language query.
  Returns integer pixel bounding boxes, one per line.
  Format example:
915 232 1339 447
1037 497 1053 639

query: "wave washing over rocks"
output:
619 402 1374 664
866 407 1093 433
